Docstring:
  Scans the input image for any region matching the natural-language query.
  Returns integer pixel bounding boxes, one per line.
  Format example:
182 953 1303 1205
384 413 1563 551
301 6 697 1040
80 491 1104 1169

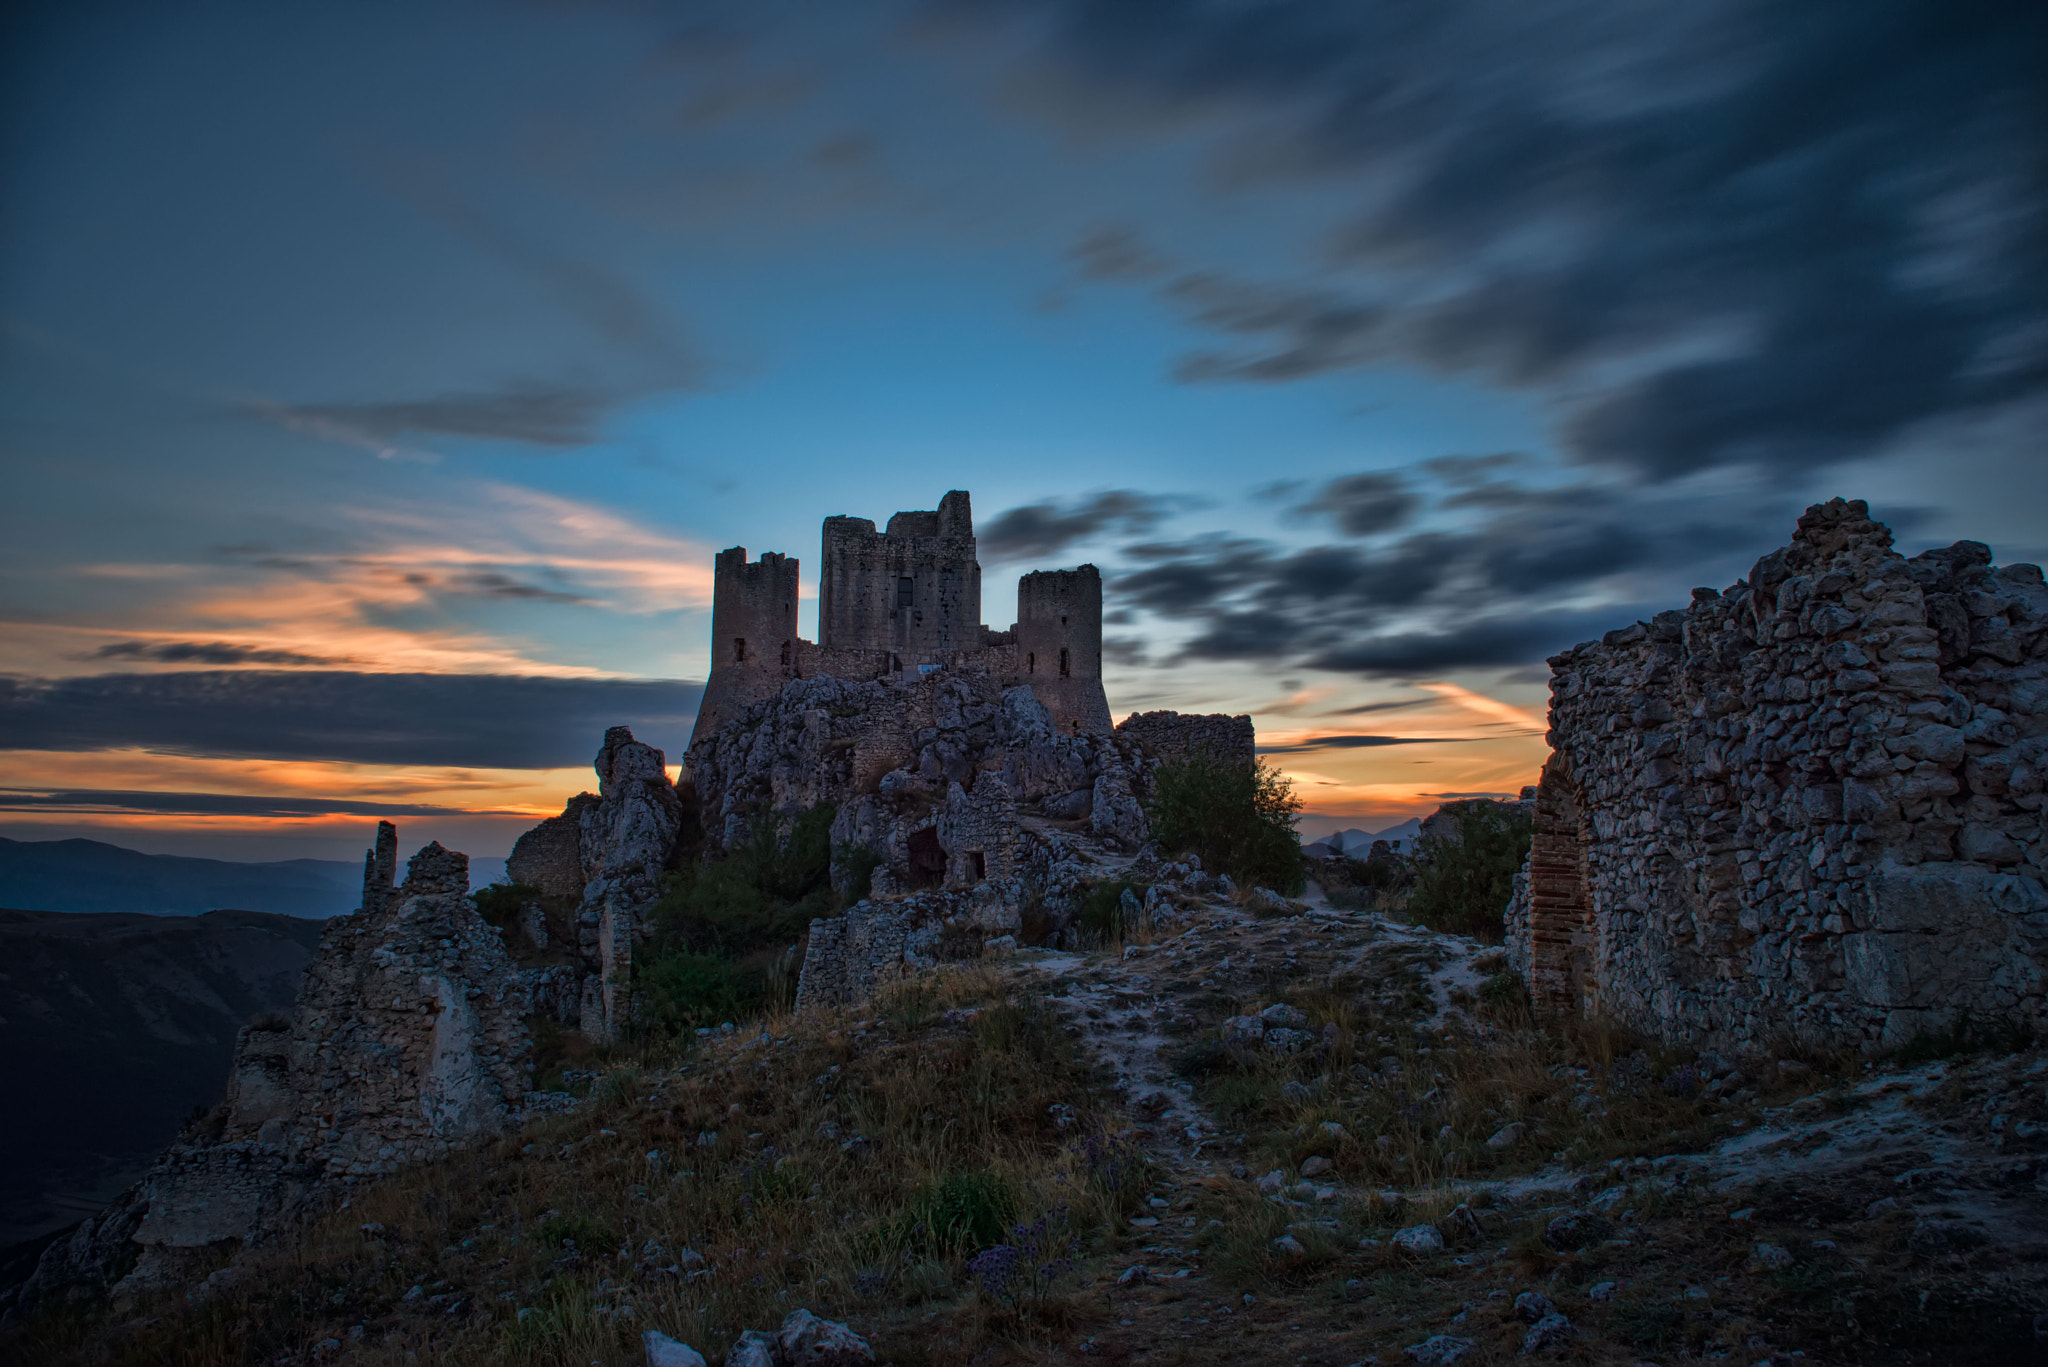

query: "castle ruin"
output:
691 490 1111 744
1507 499 2048 1055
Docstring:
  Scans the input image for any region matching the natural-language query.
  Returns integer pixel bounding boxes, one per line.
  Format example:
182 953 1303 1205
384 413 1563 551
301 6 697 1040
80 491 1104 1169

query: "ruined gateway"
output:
1507 499 2048 1054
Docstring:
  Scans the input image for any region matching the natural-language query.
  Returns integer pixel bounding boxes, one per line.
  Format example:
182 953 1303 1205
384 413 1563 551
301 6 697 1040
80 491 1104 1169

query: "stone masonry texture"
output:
1505 499 2048 1056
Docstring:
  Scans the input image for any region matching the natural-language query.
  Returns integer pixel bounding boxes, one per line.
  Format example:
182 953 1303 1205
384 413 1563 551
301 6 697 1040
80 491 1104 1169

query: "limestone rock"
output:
1392 1224 1444 1253
775 1308 875 1366
642 1329 707 1367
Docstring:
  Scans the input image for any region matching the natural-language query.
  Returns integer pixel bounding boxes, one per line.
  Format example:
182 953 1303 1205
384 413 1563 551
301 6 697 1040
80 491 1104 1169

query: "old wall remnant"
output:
1506 499 2048 1054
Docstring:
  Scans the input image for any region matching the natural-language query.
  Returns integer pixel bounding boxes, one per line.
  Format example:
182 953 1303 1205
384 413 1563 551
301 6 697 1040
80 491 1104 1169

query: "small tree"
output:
1404 801 1532 941
1146 754 1305 895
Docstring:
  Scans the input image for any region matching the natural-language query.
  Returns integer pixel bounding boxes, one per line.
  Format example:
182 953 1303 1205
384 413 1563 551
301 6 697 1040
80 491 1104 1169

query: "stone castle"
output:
1508 499 2048 1055
692 489 1111 743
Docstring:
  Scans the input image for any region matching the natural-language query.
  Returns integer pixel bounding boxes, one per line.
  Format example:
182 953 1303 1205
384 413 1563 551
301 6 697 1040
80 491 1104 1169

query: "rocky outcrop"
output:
1509 498 2048 1054
690 670 1150 882
573 727 685 1042
14 828 535 1310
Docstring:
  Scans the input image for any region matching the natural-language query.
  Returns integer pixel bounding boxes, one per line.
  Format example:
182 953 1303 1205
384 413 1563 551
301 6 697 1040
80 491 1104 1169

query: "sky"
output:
2 0 2043 863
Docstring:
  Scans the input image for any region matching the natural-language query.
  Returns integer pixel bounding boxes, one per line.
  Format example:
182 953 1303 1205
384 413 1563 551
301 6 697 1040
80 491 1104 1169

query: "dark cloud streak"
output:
0 672 704 769
980 490 1178 561
1015 1 2048 481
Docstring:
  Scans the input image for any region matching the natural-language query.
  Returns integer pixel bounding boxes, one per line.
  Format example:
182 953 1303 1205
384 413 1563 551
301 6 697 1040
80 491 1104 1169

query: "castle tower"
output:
690 547 800 748
1015 565 1111 735
819 490 981 666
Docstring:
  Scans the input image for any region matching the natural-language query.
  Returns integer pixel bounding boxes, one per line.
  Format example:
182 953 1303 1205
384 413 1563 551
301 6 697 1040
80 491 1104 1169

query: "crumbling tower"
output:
1015 565 1111 734
819 489 981 664
359 819 397 916
692 547 800 743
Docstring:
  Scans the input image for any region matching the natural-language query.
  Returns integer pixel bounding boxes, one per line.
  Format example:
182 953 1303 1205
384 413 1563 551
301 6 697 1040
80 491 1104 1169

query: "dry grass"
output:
8 968 1142 1367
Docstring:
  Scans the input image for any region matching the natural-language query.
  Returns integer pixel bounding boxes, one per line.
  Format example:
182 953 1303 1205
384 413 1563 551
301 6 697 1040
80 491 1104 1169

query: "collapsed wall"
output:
21 829 537 1308
1507 498 2048 1054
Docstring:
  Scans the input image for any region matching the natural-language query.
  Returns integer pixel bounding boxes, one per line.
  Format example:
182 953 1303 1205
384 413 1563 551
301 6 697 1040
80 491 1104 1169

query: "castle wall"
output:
1506 499 2048 1055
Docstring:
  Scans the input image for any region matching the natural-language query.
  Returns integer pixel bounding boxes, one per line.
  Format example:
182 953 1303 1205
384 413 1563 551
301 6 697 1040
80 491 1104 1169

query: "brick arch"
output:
1528 754 1595 1019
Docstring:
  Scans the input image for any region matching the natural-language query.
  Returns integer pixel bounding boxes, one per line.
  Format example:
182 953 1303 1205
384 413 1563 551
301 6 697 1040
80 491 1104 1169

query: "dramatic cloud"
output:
1256 734 1470 755
0 672 704 769
88 641 348 667
1012 1 2048 481
1295 471 1419 538
1107 480 1772 675
980 491 1177 561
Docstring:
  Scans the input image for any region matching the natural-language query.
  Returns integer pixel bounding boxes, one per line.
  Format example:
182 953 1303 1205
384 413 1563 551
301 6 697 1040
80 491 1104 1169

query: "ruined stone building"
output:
691 489 1112 743
1507 499 2048 1055
21 827 542 1307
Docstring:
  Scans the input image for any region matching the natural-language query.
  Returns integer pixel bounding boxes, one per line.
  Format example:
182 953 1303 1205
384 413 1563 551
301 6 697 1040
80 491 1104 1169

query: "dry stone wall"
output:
1507 499 2048 1055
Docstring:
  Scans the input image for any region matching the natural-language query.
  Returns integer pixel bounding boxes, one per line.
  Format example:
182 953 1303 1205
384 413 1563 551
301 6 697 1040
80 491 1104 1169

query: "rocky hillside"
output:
9 868 2043 1365
0 837 361 917
0 908 325 1252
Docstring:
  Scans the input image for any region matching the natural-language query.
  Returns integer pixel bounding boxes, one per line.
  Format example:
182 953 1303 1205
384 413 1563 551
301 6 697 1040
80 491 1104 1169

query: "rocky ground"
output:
10 877 2048 1367
984 872 2048 1366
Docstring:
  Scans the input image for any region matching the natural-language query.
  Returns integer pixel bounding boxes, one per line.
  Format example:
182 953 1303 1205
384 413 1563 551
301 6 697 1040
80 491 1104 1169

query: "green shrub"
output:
647 805 839 957
912 1170 1016 1254
1146 755 1305 895
1073 879 1139 945
470 880 540 928
636 950 756 1035
835 840 882 901
1404 801 1531 941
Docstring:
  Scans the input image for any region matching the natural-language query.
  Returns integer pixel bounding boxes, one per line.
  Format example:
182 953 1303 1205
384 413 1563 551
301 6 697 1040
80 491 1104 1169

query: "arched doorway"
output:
1528 756 1594 1019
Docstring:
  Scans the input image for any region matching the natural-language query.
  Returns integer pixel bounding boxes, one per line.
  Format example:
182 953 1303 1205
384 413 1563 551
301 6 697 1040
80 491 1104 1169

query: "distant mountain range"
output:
0 907 326 1250
1306 818 1425 857
0 836 363 918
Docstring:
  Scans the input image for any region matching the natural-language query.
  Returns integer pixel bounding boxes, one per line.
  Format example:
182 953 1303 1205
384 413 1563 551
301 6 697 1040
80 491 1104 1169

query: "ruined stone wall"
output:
505 793 597 898
692 547 802 744
79 834 540 1298
1114 710 1257 769
1015 565 1111 736
1506 499 2048 1055
818 490 982 660
793 887 1022 1012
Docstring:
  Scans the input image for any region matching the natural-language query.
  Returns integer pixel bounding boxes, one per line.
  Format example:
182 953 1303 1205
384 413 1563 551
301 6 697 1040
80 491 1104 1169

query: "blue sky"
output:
3 0 2043 860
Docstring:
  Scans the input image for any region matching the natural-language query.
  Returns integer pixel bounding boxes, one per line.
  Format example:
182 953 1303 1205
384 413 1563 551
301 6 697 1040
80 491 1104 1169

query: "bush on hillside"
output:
470 880 541 928
636 805 842 1038
1146 754 1305 895
646 805 838 957
1403 801 1532 941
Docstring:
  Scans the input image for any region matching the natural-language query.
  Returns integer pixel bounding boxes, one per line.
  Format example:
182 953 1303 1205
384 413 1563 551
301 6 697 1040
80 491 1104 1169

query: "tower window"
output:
734 637 747 663
1027 652 1035 674
896 577 914 608
1059 647 1070 677
780 640 791 668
